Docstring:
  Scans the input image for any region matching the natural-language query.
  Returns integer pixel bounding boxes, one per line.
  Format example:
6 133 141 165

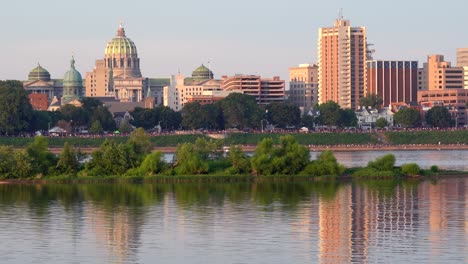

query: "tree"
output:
225 145 251 175
57 120 72 133
0 80 34 134
394 108 421 128
315 101 342 127
181 102 204 129
56 142 79 174
266 102 301 129
119 119 132 134
26 136 57 176
375 117 389 129
60 104 90 129
425 106 453 128
132 107 158 130
300 150 344 177
89 120 104 134
301 114 315 129
158 106 182 131
220 93 260 129
137 151 166 176
367 154 395 171
128 128 152 157
359 94 383 109
340 109 357 127
251 136 309 175
174 142 209 175
91 106 116 131
31 111 52 132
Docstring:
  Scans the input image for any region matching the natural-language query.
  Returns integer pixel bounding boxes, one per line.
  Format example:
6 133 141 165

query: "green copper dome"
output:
105 25 138 57
192 64 214 81
62 56 83 105
63 57 82 86
28 63 51 81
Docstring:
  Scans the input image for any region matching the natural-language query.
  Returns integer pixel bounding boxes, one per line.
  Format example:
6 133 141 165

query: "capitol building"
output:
23 23 285 112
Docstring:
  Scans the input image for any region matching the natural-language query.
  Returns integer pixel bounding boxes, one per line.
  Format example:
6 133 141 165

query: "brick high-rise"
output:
318 16 367 109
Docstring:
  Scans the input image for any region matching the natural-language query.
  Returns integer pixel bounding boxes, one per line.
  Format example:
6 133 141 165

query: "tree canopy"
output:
394 108 421 128
0 80 34 134
425 106 453 128
359 94 383 109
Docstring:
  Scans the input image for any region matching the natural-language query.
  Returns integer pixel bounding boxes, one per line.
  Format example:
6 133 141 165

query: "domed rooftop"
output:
63 56 83 87
28 63 51 81
105 23 138 57
192 64 214 81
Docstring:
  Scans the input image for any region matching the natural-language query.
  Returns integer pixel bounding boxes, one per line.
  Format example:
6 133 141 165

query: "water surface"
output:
0 179 466 263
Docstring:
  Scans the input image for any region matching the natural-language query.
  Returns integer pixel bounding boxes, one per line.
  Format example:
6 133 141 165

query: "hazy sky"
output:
2 0 467 81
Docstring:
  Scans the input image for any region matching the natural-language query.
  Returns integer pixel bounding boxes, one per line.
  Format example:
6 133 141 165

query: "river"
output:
0 178 466 263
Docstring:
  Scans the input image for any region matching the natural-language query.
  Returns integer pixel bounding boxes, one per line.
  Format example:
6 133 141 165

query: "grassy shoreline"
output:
1 171 466 185
2 130 468 149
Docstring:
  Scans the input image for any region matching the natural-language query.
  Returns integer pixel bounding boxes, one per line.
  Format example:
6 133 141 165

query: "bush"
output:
367 154 395 171
401 163 421 176
430 165 439 173
300 151 345 177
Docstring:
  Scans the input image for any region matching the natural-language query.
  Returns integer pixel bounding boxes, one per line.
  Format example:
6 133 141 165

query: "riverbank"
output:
43 143 468 154
1 171 466 185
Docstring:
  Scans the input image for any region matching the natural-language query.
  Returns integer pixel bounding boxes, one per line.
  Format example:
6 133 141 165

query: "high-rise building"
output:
417 55 463 91
456 48 468 67
318 16 367 109
222 75 285 104
456 48 468 89
288 64 318 112
367 60 418 106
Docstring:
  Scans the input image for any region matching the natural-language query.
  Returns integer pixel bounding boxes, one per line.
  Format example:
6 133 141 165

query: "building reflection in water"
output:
87 205 145 264
318 183 420 263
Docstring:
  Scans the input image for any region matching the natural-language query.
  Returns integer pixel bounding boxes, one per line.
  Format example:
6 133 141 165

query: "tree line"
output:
0 81 457 136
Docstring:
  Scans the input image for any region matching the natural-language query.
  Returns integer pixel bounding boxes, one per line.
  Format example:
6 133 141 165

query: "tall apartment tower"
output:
318 16 367 109
288 64 319 112
456 48 468 89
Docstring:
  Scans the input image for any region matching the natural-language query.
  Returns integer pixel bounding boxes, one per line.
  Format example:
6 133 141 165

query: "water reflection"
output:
0 178 466 263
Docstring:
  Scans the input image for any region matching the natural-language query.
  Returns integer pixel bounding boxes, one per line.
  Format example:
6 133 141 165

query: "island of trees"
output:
0 129 447 182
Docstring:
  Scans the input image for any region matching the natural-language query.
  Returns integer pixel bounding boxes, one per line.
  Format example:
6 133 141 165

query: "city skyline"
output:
1 0 467 81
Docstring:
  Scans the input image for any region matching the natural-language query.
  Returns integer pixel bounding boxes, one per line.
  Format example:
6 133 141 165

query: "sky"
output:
1 0 467 82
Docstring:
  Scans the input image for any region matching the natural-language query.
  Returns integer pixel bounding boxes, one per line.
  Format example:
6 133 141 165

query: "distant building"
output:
221 75 285 104
417 89 468 126
418 55 463 91
86 23 145 102
28 93 49 111
355 107 394 128
288 64 318 112
456 48 468 67
318 16 367 109
23 63 63 103
163 65 224 110
367 60 418 106
61 56 83 106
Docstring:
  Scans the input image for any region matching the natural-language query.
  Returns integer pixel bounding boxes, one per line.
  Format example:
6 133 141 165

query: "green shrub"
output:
300 151 345 177
430 165 439 173
401 163 421 176
367 154 395 171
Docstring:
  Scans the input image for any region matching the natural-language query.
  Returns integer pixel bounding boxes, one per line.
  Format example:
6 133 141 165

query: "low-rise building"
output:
418 89 468 126
222 75 285 104
355 107 394 128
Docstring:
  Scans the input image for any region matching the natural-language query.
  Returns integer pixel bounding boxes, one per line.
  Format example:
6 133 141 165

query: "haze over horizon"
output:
2 0 467 81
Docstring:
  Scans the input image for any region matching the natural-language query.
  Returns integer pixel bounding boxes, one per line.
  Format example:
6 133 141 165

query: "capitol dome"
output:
28 63 51 81
192 64 214 81
105 24 138 57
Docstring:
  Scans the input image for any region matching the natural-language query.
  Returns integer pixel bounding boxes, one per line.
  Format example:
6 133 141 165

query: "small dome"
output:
192 64 214 81
63 57 82 86
105 24 138 57
28 63 51 81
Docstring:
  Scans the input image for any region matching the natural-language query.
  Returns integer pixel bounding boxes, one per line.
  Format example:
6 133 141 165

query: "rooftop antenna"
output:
338 8 343 20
